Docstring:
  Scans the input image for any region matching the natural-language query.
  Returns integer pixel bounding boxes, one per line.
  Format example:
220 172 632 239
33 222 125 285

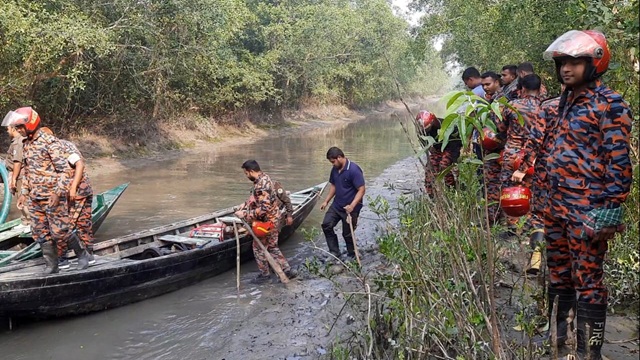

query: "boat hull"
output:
0 183 323 319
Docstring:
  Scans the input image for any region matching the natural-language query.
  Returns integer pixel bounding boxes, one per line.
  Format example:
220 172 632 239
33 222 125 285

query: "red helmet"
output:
481 127 504 151
415 110 440 132
2 107 41 133
252 220 275 238
500 185 532 217
543 30 610 83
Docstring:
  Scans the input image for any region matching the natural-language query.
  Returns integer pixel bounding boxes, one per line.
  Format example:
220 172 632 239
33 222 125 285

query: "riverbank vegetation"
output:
318 95 638 358
0 0 449 148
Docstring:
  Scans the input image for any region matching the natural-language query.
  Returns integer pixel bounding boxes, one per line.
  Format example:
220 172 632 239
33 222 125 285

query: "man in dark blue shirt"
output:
320 147 366 260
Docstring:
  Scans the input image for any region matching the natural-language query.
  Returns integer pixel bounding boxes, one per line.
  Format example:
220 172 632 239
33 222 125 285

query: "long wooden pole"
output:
240 219 289 284
347 214 362 267
233 222 241 293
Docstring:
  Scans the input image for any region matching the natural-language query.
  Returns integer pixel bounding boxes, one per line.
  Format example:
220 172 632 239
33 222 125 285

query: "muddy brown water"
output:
0 110 420 359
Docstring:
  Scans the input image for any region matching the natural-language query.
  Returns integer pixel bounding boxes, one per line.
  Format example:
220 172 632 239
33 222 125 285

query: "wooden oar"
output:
240 219 289 284
233 222 241 293
346 213 362 267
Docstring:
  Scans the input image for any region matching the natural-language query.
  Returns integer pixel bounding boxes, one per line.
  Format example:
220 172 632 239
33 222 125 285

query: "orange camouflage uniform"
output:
497 94 542 185
21 128 71 246
539 80 632 304
520 97 560 234
243 172 290 275
484 92 506 225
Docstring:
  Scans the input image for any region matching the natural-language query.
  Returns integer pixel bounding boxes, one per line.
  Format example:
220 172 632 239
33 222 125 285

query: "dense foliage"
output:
413 0 639 114
0 0 448 132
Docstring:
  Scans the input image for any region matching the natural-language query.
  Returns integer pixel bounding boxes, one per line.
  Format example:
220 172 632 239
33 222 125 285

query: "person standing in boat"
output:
320 147 366 261
41 127 95 268
2 122 31 233
61 139 95 264
234 160 296 284
2 107 90 274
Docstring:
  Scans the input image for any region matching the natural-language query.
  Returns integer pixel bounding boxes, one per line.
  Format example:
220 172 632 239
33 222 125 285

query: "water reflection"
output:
93 113 416 240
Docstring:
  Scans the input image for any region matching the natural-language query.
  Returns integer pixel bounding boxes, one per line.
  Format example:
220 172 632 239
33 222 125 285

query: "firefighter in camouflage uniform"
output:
235 160 296 284
3 107 91 273
495 74 543 273
414 110 462 197
514 30 633 359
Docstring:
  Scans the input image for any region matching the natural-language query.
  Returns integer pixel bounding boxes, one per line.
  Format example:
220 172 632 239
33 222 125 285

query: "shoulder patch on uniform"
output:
277 188 283 194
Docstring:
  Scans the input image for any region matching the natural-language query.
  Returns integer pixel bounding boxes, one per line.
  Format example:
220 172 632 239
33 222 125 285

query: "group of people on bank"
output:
415 30 632 360
2 107 95 273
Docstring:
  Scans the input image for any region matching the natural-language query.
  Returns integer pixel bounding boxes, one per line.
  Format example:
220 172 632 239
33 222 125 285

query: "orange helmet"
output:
543 30 610 83
252 221 275 238
500 185 531 217
481 127 504 151
415 110 440 132
2 107 41 133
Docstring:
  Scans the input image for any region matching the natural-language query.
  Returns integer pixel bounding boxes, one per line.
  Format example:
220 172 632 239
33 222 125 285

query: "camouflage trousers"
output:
424 143 461 197
253 229 290 276
58 196 94 256
500 149 535 230
28 196 70 247
528 174 546 236
544 186 608 304
5 174 31 226
484 157 503 225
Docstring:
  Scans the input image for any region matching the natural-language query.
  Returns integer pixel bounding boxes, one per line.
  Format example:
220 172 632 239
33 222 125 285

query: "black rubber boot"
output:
575 302 607 360
41 241 59 274
68 233 90 270
526 231 545 276
533 287 576 347
529 230 545 249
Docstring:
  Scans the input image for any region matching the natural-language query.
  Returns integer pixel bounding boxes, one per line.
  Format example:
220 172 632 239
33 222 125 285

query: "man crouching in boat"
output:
2 107 90 274
234 160 296 284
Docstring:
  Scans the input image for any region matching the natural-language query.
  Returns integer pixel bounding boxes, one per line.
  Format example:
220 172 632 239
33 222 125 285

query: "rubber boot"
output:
86 243 96 264
575 302 607 360
533 287 576 348
41 241 59 274
526 231 545 276
68 233 90 270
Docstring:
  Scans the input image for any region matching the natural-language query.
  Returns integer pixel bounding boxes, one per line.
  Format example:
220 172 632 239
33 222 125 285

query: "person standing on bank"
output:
234 160 296 283
320 147 365 261
513 30 633 360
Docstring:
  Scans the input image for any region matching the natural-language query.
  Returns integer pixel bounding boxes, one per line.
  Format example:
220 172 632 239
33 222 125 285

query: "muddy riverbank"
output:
77 99 431 178
214 156 638 360
206 156 426 360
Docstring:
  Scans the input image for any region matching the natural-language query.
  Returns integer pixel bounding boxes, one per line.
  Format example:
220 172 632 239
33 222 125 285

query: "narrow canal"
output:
0 103 435 360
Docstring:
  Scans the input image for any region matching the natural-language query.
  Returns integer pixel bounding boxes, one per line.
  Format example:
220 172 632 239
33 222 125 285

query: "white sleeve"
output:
68 153 81 166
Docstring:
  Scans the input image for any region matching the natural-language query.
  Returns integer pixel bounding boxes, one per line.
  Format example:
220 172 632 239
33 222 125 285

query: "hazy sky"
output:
391 0 424 26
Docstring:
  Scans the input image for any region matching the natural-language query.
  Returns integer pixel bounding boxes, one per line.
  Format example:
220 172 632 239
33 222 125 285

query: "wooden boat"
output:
0 183 130 264
0 182 326 319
